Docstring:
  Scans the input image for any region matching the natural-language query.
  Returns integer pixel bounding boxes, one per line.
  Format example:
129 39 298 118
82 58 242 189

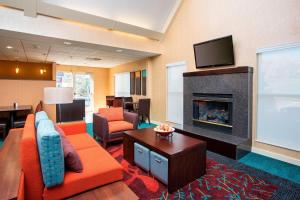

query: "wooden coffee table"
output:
123 128 206 193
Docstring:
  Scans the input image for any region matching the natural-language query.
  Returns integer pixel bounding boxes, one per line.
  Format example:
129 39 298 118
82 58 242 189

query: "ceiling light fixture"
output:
6 46 13 49
116 49 123 52
63 41 72 45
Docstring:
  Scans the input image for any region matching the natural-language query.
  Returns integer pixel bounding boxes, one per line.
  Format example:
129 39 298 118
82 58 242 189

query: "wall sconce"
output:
40 68 47 75
40 69 44 75
15 66 20 74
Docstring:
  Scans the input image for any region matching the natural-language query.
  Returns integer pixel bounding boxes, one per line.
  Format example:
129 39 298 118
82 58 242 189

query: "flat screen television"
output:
193 35 235 68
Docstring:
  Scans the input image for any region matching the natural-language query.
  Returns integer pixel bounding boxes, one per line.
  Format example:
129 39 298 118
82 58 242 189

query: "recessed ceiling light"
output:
63 41 72 45
116 49 123 52
6 46 13 49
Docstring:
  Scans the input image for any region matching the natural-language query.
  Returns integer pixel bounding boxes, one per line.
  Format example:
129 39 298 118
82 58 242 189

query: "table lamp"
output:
43 87 73 123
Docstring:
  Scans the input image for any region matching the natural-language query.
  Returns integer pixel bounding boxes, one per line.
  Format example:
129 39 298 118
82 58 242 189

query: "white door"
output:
166 61 186 124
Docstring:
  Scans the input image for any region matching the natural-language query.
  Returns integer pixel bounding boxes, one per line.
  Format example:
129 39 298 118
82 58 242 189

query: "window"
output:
166 61 186 124
257 43 300 151
115 72 130 97
56 71 94 113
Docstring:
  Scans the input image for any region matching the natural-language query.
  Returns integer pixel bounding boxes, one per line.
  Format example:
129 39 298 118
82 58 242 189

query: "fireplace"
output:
177 66 253 160
192 93 232 128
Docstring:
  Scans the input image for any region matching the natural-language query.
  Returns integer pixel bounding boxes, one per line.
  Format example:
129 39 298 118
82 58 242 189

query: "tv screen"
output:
194 35 235 68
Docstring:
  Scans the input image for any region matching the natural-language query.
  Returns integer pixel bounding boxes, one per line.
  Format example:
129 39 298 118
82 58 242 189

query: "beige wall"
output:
56 64 109 111
108 58 152 102
0 80 56 120
149 0 300 159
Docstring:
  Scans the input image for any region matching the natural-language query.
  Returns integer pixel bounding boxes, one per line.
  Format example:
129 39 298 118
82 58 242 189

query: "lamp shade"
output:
44 87 73 104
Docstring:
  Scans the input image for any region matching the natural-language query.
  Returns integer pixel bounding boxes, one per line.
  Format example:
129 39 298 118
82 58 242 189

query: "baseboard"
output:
151 120 163 125
251 146 300 166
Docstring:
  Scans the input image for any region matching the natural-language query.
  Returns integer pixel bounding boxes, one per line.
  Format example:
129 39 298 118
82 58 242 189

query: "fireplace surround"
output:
175 67 253 159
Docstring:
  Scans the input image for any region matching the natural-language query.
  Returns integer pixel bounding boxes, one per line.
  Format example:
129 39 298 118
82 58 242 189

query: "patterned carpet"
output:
108 144 278 200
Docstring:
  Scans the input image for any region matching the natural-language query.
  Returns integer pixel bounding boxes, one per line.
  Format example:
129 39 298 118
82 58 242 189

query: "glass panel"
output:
193 100 231 126
56 71 73 88
74 73 94 112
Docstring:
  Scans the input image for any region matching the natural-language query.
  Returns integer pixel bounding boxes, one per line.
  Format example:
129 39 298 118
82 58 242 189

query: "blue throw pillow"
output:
35 111 48 127
37 119 65 188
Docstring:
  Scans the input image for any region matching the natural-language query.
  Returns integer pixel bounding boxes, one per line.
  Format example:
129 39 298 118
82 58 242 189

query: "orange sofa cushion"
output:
43 146 123 200
99 107 124 122
66 133 99 150
21 114 44 200
57 121 87 135
108 121 133 133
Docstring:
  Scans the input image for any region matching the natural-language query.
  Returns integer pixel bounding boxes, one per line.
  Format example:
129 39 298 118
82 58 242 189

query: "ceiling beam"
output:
23 0 37 17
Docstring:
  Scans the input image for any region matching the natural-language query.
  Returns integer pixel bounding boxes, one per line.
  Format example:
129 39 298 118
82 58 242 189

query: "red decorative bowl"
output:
154 127 175 137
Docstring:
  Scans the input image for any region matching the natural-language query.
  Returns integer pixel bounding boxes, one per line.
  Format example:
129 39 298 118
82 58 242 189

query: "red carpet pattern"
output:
108 144 277 200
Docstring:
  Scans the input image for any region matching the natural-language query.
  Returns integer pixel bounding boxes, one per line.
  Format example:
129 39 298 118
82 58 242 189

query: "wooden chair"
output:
106 96 115 108
137 98 150 124
123 97 134 112
113 97 123 107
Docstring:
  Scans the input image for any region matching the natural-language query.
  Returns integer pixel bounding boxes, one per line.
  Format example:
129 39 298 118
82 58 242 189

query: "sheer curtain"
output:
114 72 130 97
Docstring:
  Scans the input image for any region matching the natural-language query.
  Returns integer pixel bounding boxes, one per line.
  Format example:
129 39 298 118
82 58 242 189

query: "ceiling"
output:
0 0 182 40
0 30 158 68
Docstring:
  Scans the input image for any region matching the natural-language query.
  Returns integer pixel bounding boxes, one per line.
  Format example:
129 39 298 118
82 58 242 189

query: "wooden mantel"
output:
183 66 253 77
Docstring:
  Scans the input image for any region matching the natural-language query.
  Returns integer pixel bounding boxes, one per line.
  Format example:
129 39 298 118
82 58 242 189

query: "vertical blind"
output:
257 44 300 151
114 72 130 97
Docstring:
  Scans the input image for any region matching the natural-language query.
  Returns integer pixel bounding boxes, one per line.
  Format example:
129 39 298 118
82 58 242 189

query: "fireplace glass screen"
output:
193 99 232 127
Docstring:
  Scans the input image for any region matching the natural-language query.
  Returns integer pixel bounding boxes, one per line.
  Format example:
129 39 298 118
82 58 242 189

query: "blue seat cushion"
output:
35 111 49 127
37 119 65 188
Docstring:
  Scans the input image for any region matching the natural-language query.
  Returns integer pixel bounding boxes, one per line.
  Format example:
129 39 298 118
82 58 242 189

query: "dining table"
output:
0 105 32 128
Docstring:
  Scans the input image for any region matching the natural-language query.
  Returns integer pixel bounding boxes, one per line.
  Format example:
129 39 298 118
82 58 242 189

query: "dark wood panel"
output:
142 69 147 96
130 72 135 95
0 129 23 200
183 66 253 77
135 71 141 95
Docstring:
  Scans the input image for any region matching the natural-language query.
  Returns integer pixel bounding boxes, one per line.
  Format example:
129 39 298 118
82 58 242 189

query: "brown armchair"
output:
93 107 138 148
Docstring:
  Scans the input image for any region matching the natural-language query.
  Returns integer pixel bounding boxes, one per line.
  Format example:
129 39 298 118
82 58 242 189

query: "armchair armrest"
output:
57 121 87 135
124 112 138 129
93 113 109 143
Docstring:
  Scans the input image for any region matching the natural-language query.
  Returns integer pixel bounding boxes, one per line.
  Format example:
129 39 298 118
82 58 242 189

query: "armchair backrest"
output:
21 114 44 200
98 107 124 121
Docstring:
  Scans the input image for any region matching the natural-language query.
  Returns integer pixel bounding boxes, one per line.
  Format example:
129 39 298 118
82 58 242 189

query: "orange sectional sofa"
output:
20 114 123 200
